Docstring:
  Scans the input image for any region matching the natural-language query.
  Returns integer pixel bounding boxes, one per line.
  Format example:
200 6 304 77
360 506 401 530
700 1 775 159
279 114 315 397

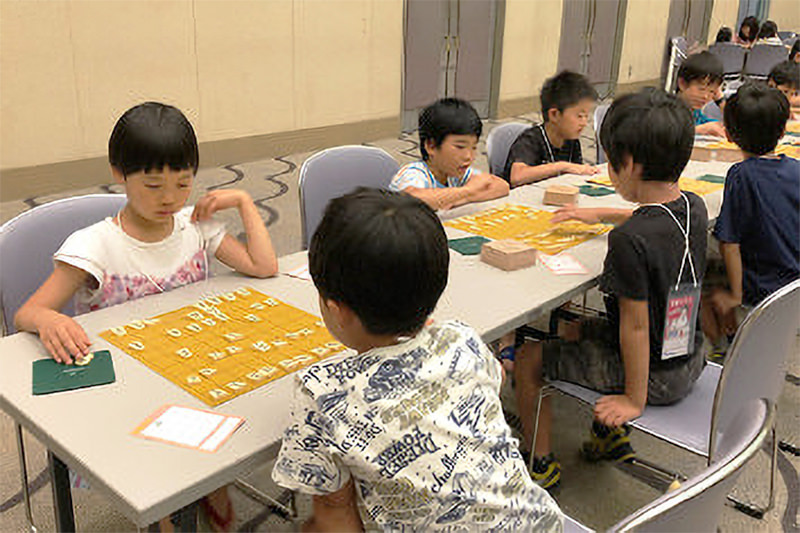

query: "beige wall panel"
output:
194 1 295 141
707 0 740 44
0 2 81 169
293 0 401 130
367 0 403 122
770 0 800 33
69 1 199 158
499 0 563 102
618 0 671 84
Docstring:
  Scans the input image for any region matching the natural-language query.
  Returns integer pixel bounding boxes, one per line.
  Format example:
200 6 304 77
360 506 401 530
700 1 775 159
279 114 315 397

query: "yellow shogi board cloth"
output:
786 121 800 134
99 287 343 406
444 204 610 255
701 139 800 159
588 175 724 196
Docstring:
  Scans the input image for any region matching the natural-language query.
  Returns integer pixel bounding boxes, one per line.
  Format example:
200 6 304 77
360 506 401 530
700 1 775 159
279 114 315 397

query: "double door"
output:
402 0 501 131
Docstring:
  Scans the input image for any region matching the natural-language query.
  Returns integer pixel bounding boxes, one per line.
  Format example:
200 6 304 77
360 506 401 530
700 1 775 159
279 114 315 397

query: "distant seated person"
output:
676 51 726 137
388 98 509 211
791 40 800 64
734 16 759 47
768 60 800 119
756 20 784 46
707 84 799 345
272 188 563 531
502 70 599 187
715 26 733 43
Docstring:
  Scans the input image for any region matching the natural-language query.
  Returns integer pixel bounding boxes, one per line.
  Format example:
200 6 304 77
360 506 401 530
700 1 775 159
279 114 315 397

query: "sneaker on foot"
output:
581 422 636 463
528 453 562 491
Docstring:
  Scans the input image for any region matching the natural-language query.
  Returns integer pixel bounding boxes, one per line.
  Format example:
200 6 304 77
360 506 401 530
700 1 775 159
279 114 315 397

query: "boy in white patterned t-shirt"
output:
389 98 509 211
272 188 562 532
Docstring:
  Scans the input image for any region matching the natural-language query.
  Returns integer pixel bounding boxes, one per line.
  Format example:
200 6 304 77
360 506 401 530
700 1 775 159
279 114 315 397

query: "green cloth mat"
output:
579 184 615 197
448 236 490 255
32 350 116 395
696 174 725 184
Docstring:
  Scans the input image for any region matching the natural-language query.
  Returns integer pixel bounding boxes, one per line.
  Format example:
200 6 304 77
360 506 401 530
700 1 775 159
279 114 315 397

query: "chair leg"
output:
727 424 777 519
16 424 37 533
530 385 553 472
778 440 800 456
233 479 298 522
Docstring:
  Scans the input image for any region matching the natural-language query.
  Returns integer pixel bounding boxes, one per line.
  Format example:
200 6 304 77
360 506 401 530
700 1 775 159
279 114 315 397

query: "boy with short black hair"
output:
503 70 599 187
272 189 563 532
514 89 707 491
389 98 509 210
677 51 726 137
708 84 799 334
768 60 800 118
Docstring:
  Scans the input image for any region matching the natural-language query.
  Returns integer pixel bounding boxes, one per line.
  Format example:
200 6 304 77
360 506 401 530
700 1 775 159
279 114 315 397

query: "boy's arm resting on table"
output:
14 262 92 364
696 121 726 137
509 161 599 187
304 479 363 533
193 189 278 278
551 206 634 225
402 173 508 210
595 297 649 427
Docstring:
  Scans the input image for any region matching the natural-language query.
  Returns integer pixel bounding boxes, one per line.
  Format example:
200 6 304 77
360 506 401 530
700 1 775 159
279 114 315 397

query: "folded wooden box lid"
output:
480 239 538 271
543 184 579 206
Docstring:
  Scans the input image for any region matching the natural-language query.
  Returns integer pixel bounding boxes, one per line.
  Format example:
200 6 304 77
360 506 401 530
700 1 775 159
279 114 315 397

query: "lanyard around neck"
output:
640 193 698 289
538 123 574 166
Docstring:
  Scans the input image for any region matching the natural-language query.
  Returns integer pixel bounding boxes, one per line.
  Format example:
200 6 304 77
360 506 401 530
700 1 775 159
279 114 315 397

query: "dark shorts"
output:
541 317 706 405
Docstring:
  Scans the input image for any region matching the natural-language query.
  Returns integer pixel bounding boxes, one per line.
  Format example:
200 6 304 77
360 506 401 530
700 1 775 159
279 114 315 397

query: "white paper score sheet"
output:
134 405 244 452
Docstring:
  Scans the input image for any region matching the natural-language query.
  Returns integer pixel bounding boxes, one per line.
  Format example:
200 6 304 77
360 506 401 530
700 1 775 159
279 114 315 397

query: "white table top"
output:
0 158 732 527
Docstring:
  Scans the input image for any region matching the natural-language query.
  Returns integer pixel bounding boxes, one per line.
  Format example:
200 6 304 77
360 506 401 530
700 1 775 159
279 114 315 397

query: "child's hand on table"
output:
696 121 726 138
37 311 92 364
594 394 643 427
551 206 601 224
191 189 252 222
561 163 600 176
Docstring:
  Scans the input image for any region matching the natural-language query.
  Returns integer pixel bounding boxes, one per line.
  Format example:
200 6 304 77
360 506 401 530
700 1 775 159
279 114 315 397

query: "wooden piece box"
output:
543 184 579 206
480 239 538 271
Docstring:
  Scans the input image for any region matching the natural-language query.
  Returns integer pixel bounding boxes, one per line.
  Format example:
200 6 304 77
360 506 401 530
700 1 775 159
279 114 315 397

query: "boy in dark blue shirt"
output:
709 84 800 334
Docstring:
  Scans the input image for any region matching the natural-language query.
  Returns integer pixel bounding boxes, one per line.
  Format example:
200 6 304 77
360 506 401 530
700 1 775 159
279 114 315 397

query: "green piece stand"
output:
578 185 615 197
32 350 116 395
448 236 490 255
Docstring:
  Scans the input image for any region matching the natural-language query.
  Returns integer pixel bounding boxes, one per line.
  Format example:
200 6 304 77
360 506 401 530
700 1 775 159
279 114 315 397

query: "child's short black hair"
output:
109 102 199 177
715 27 733 43
739 16 759 43
768 60 800 90
540 70 598 122
309 188 449 336
724 83 790 156
757 20 778 40
600 88 693 183
418 98 482 161
791 40 800 62
677 51 724 86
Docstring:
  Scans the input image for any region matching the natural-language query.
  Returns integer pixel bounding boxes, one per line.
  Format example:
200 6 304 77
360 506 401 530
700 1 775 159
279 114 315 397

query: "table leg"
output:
47 452 75 532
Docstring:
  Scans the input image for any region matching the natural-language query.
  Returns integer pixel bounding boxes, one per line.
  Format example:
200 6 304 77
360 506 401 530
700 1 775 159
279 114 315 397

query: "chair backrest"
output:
700 100 723 122
0 194 126 334
743 44 790 78
298 145 399 249
665 37 688 93
485 122 529 176
777 31 796 41
610 399 773 533
593 104 610 165
708 42 747 76
709 279 800 458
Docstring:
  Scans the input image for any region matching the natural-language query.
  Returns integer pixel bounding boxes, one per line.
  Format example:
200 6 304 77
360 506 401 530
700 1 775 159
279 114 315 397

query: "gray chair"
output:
665 36 688 93
777 31 796 42
593 104 610 165
539 279 800 517
609 399 774 533
0 194 126 532
701 100 723 122
564 515 595 533
743 44 790 80
485 122 529 177
298 145 399 249
708 42 747 83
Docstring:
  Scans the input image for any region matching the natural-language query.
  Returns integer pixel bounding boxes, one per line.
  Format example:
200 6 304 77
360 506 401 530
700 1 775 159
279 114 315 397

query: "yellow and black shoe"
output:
528 453 562 492
581 422 636 463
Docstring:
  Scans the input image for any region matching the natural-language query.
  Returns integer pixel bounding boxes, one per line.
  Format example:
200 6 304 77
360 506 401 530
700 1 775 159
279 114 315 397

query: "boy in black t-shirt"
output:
502 71 599 187
514 88 707 491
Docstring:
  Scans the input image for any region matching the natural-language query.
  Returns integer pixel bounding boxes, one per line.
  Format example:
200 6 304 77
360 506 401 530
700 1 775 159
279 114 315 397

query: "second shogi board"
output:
444 204 611 255
588 175 724 196
99 287 343 406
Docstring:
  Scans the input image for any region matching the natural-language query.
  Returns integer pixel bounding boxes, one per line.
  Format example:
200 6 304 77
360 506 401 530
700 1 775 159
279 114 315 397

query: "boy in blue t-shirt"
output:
389 98 509 211
677 51 726 137
708 84 800 337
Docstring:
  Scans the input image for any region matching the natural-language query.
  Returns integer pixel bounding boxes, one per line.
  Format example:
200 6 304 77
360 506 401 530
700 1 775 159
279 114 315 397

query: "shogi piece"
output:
480 239 538 271
543 185 579 206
